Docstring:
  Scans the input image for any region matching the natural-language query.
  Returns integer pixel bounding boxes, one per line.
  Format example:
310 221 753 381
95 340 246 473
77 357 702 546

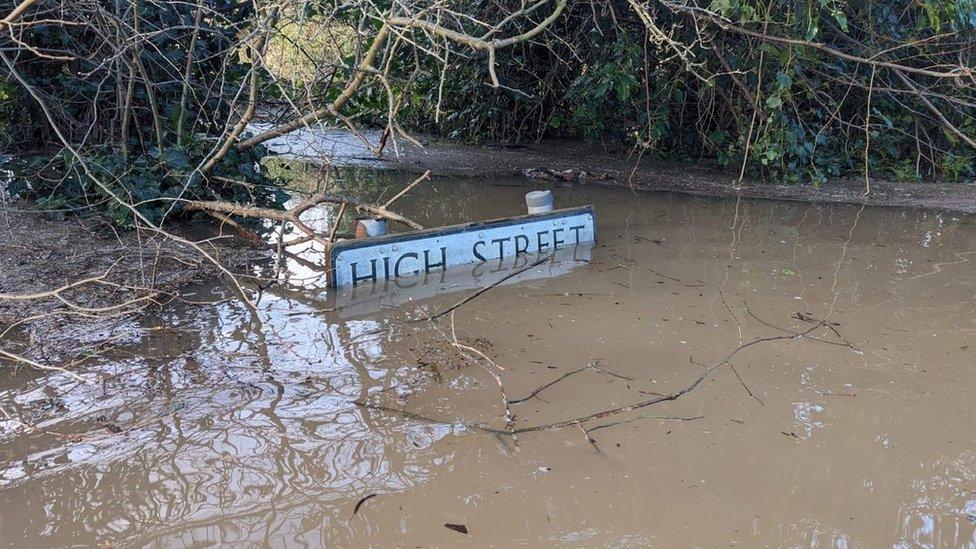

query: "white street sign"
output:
330 245 592 317
329 206 596 287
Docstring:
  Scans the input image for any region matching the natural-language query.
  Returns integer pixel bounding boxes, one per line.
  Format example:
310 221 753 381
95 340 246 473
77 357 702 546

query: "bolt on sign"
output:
328 206 596 287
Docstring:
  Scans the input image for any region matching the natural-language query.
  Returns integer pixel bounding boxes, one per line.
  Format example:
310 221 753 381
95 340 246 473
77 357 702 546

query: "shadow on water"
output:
2 167 976 546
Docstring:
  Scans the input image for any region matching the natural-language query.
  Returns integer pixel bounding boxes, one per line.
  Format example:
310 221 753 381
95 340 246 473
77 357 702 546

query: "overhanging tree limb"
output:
659 1 973 80
1 0 40 27
0 49 261 313
201 6 280 174
237 23 392 151
385 0 567 51
238 0 567 151
893 69 976 151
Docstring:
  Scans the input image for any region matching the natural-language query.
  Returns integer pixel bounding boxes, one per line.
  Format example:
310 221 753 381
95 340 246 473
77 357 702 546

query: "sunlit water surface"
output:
2 170 976 547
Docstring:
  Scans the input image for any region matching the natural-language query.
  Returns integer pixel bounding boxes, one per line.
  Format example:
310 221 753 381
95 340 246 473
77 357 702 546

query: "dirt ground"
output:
0 204 267 363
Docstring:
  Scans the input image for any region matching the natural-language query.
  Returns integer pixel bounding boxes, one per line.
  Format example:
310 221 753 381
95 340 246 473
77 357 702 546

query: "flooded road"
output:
2 171 976 547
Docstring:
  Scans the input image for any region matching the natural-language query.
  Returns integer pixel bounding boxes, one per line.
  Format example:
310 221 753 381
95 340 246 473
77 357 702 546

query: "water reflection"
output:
0 291 451 545
896 452 976 548
332 245 592 318
2 172 976 546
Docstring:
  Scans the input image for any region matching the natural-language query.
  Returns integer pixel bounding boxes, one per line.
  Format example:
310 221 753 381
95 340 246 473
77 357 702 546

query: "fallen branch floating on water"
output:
429 256 550 320
352 493 378 517
507 360 636 405
354 318 835 436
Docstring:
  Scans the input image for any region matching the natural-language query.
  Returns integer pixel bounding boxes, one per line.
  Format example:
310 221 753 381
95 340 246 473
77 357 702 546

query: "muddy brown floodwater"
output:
2 170 976 547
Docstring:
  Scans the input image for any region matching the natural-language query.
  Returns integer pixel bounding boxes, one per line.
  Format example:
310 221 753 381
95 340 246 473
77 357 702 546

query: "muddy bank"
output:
0 203 267 364
255 124 976 216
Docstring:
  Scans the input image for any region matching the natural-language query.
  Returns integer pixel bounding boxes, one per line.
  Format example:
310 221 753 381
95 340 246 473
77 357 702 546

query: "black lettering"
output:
351 259 378 286
491 237 510 257
423 247 447 272
552 228 565 250
514 234 529 256
536 230 550 252
569 224 585 243
394 252 419 277
473 240 487 261
382 256 391 280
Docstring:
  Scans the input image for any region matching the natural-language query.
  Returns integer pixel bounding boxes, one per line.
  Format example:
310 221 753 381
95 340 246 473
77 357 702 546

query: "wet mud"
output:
3 170 976 546
0 204 267 365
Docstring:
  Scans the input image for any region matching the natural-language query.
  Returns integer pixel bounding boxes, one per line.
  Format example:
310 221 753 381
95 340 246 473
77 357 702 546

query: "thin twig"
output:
429 257 549 320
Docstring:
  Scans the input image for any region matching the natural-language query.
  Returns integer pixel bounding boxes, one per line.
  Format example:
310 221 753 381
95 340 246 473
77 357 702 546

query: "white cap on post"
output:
354 217 388 238
525 190 554 214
